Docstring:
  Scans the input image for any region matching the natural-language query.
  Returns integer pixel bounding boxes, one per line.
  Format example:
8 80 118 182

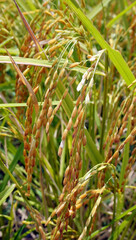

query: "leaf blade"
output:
66 0 135 86
0 184 16 205
5 49 39 114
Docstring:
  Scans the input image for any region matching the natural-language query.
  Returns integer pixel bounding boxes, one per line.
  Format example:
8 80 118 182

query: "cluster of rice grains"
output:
15 4 65 193
15 1 136 238
83 90 136 237
88 92 136 235
49 92 87 240
14 1 91 238
103 94 136 188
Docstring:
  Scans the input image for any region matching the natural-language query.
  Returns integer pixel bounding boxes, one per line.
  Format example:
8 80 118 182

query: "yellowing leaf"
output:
5 48 39 114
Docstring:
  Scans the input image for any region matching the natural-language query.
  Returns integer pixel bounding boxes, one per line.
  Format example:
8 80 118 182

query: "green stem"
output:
39 162 49 220
112 172 117 239
0 157 40 225
100 52 108 154
120 218 132 240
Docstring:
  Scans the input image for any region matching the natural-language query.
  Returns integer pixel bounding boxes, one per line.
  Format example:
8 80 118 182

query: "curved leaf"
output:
65 0 135 87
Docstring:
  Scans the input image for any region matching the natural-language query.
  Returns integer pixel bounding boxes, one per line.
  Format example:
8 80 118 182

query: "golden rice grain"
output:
49 44 61 53
58 146 63 156
37 119 42 129
80 192 87 199
131 127 136 136
65 166 70 177
48 38 57 45
59 68 65 78
74 118 79 128
78 109 84 122
49 115 54 124
71 106 77 118
53 70 58 80
76 202 82 209
112 151 119 159
56 202 66 216
69 62 80 68
45 76 50 85
36 129 41 139
59 193 64 202
76 95 81 106
76 152 80 163
67 118 72 131
68 49 73 58
44 10 52 16
46 122 50 133
62 129 68 140
47 106 52 118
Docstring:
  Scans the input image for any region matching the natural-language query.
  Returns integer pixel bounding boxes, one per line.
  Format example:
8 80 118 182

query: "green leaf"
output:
13 225 26 240
0 184 16 205
0 214 12 220
0 37 14 48
0 48 19 55
0 101 59 108
16 0 36 13
0 82 14 91
87 0 112 20
65 0 135 86
119 116 131 187
88 206 136 239
0 143 24 192
107 1 136 27
0 55 51 67
14 227 36 240
116 116 131 217
0 55 105 77
112 209 136 240
85 129 103 165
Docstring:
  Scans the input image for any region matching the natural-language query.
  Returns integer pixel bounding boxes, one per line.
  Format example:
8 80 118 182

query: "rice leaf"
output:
66 0 135 87
87 0 112 20
107 1 136 28
0 143 24 192
13 0 45 56
0 184 16 205
5 48 39 114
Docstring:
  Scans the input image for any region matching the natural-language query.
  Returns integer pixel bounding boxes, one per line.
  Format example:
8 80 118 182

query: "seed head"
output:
69 62 80 68
62 129 68 141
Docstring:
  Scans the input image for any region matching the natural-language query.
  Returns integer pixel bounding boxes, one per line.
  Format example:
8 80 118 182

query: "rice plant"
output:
0 0 136 239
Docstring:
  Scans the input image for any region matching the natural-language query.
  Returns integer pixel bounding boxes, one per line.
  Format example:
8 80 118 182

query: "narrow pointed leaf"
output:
5 48 39 114
0 143 24 192
13 0 44 56
66 0 135 87
0 184 16 205
0 55 105 76
107 1 136 28
0 55 51 67
87 0 112 20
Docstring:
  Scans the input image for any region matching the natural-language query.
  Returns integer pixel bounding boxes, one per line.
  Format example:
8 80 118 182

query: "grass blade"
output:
87 0 112 20
66 0 135 86
13 0 45 56
0 143 24 192
0 184 16 205
0 55 51 67
107 1 136 28
5 48 39 114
